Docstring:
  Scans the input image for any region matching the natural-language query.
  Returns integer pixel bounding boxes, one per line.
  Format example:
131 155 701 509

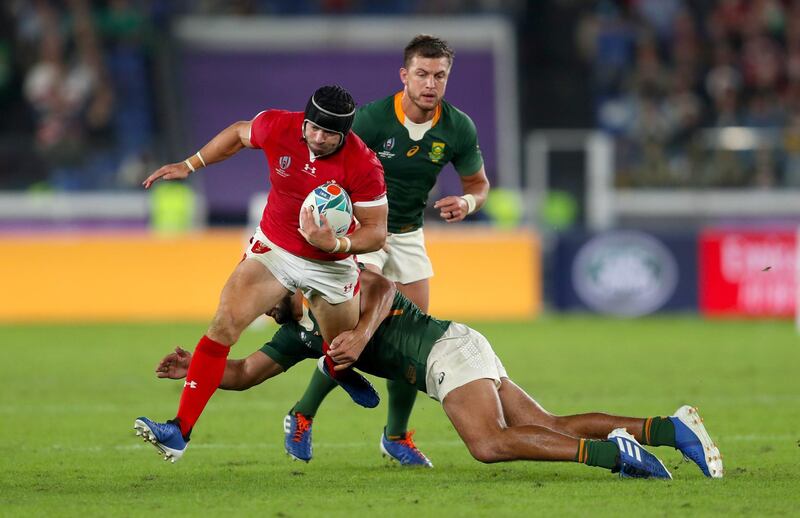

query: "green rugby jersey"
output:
259 291 451 392
352 93 483 233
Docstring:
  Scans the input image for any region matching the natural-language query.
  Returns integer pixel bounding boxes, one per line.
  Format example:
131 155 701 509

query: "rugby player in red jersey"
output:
133 86 387 461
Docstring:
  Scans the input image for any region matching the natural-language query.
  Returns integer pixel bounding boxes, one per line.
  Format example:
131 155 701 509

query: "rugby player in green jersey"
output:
286 35 491 466
152 269 723 479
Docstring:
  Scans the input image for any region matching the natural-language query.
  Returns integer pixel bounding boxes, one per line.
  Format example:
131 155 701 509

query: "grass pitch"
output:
1 316 798 517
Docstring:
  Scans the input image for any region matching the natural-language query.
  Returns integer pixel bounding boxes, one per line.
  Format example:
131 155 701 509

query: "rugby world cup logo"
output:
275 155 291 177
378 137 397 159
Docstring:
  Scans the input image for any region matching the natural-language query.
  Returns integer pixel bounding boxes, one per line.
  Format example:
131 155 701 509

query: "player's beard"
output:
408 88 441 113
306 138 341 158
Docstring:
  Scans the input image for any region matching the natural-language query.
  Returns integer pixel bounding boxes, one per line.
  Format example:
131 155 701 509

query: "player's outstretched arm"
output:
155 346 282 390
327 270 395 369
434 166 490 223
142 120 253 189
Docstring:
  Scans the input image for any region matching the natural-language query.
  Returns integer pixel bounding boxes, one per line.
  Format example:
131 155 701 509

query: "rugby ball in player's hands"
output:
299 182 353 237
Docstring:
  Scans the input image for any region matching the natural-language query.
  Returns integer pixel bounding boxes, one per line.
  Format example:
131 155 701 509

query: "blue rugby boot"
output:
608 428 672 479
670 405 724 478
380 429 433 467
134 417 188 463
284 410 313 462
317 356 380 408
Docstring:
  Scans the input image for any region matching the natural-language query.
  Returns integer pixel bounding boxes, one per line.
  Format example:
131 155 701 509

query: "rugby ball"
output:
299 182 353 237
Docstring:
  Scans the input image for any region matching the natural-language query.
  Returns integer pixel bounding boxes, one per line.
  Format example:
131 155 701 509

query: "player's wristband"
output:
330 238 342 253
342 236 351 253
461 194 477 214
184 152 206 174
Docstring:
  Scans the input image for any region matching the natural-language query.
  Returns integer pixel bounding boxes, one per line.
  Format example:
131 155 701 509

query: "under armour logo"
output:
184 380 198 389
303 163 316 176
438 372 445 384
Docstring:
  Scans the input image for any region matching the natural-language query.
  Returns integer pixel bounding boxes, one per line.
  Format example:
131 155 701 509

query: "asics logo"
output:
438 372 445 384
184 380 198 389
615 437 642 462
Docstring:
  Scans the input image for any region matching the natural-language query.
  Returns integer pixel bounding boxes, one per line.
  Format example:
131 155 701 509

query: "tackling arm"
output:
155 347 283 391
326 269 396 368
222 352 284 390
353 269 396 337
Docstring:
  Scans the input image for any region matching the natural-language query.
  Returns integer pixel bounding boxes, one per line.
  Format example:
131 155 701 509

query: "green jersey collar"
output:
393 92 442 128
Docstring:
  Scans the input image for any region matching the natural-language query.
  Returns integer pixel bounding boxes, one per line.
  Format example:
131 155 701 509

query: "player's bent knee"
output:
465 436 505 464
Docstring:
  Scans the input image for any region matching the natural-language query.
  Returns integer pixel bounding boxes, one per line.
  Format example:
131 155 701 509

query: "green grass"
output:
1 316 799 517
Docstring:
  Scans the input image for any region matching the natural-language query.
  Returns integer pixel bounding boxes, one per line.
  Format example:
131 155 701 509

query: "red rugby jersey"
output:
250 110 387 261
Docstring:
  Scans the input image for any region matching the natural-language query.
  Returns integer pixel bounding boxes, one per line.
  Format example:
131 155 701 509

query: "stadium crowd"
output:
579 0 800 188
0 0 163 191
0 0 522 192
6 1 800 192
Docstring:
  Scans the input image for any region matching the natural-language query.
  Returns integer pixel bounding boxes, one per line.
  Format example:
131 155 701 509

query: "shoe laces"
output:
393 430 424 457
292 413 312 443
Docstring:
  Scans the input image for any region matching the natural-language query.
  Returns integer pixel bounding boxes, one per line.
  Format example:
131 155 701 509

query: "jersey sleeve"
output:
258 324 318 371
351 107 379 148
347 141 388 207
249 110 280 150
451 113 484 176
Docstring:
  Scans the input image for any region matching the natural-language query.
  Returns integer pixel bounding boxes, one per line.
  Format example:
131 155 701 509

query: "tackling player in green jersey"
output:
150 269 723 479
286 35 491 465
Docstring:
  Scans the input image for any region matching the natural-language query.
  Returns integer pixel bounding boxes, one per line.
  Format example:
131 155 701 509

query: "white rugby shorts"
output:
244 227 359 304
424 322 508 403
358 228 433 284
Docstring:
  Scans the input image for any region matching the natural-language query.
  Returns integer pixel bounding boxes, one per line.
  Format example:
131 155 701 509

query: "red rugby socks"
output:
322 340 344 379
175 335 230 437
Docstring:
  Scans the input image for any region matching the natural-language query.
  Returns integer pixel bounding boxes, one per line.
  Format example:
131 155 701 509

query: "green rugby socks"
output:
385 379 418 437
293 368 338 416
641 417 676 447
576 439 619 470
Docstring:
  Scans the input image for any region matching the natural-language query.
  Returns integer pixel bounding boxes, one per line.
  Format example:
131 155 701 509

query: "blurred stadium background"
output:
1 0 798 322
